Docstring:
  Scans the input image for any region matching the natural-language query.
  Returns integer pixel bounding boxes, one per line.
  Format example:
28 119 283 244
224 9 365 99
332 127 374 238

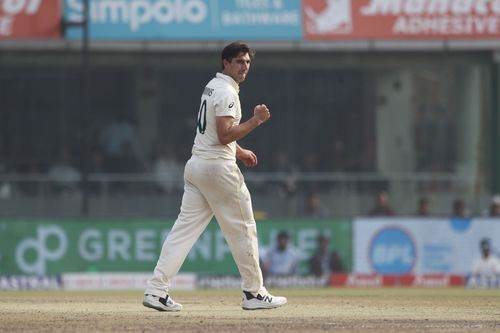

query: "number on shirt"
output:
197 99 207 134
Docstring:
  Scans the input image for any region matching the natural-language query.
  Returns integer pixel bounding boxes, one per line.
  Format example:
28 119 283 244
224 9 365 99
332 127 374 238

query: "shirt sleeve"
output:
214 90 237 118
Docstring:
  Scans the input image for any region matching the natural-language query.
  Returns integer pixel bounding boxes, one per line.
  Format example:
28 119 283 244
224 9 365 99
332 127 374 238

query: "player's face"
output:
223 52 251 83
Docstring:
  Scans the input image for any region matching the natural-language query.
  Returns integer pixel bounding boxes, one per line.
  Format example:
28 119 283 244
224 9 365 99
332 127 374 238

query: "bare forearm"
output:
217 104 270 145
218 117 262 145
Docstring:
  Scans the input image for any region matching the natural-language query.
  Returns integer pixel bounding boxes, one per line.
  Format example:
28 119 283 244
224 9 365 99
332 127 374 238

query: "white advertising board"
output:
353 218 500 274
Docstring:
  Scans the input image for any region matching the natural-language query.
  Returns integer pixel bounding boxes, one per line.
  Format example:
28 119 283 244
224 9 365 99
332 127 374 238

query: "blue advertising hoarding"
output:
64 0 302 40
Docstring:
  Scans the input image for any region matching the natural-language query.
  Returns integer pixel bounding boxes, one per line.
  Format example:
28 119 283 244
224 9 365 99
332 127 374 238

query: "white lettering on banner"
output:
428 0 451 13
67 0 207 32
373 244 413 265
361 0 403 15
0 15 12 35
347 274 383 287
188 232 211 261
215 230 230 261
15 225 68 275
297 229 320 261
361 0 500 15
135 229 156 261
221 11 298 26
235 0 270 9
79 228 169 262
234 0 284 10
405 0 426 14
79 229 103 261
0 0 42 15
108 229 131 261
393 15 499 34
413 275 449 287
451 0 473 14
187 231 230 262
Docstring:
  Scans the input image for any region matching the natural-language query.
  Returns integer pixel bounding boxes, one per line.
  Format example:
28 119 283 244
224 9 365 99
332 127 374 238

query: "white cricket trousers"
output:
145 155 264 296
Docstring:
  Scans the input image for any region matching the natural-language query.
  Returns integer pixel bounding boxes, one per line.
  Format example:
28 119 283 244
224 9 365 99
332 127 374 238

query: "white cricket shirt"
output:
472 255 500 276
192 73 241 161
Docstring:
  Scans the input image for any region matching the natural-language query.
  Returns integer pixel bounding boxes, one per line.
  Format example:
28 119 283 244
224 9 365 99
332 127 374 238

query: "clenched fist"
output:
253 104 271 125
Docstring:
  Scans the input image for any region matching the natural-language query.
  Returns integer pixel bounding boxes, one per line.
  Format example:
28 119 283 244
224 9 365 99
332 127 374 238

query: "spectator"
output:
472 238 500 278
416 197 430 216
488 195 500 217
301 191 329 218
369 191 395 216
152 143 183 193
47 149 81 194
99 114 145 173
308 235 344 276
262 231 298 277
452 199 468 218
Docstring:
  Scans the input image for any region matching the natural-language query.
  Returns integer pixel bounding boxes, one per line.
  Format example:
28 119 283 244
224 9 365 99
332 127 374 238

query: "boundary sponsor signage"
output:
303 0 500 40
0 219 351 276
0 275 62 290
330 273 465 287
353 218 500 274
62 272 196 290
0 0 60 39
63 0 302 40
197 274 330 289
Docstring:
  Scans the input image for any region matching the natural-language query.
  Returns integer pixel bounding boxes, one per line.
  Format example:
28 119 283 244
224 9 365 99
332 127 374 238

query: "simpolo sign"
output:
63 0 302 40
0 219 351 275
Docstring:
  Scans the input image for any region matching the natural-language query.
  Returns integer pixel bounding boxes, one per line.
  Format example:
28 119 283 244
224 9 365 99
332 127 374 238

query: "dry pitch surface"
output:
1 288 500 333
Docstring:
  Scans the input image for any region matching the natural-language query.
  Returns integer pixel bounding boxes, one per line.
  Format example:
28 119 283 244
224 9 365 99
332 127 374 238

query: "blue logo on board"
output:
370 227 416 274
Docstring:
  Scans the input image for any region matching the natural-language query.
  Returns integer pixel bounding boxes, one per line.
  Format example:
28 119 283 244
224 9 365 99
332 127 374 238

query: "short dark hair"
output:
480 238 490 251
221 41 255 69
277 230 289 240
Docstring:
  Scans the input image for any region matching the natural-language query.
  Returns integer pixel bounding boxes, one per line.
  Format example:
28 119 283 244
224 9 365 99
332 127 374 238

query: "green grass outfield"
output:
1 288 500 333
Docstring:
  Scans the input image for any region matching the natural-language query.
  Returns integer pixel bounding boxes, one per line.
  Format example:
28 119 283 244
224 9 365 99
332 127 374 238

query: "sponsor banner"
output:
197 275 242 289
0 0 60 39
264 275 330 288
197 274 329 289
0 275 62 290
303 0 500 40
353 218 500 274
330 273 465 287
64 0 302 40
0 219 351 275
62 272 196 290
466 274 500 288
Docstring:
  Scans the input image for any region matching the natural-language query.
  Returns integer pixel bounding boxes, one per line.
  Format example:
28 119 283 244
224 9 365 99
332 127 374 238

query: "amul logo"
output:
15 225 68 275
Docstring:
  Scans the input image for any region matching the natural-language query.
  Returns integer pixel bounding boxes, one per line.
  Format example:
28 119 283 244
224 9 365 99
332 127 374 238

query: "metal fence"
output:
0 171 488 219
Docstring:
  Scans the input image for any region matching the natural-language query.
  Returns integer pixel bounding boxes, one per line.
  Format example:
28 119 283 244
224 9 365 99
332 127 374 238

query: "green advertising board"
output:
0 219 351 275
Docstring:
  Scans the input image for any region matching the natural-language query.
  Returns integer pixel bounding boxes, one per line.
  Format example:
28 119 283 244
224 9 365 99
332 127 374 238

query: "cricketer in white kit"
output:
143 42 287 311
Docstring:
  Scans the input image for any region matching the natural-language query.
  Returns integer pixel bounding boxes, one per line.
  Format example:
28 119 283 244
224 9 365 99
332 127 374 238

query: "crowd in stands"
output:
261 230 345 278
260 228 499 279
1 112 500 220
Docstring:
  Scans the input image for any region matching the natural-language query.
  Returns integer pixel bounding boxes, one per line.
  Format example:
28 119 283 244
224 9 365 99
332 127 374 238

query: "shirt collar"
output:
216 72 239 94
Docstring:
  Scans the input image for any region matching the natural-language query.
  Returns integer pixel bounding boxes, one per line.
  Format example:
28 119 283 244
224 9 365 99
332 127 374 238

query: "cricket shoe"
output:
143 294 182 312
241 290 287 310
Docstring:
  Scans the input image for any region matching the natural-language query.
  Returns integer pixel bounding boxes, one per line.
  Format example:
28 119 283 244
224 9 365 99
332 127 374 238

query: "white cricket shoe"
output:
241 289 287 310
143 294 183 312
